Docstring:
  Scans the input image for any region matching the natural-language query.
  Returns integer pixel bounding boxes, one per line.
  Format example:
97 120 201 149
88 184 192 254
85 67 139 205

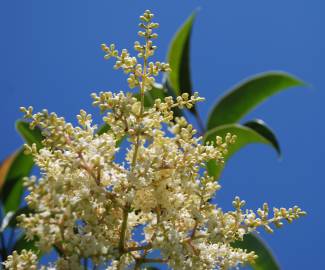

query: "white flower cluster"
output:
5 10 305 270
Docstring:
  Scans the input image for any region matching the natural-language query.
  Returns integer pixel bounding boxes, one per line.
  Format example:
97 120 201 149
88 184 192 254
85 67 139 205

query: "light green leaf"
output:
203 124 278 178
207 71 306 130
165 11 196 113
232 233 280 270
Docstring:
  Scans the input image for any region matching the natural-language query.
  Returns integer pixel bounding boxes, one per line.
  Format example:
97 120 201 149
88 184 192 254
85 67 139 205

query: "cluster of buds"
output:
102 10 170 91
4 10 305 270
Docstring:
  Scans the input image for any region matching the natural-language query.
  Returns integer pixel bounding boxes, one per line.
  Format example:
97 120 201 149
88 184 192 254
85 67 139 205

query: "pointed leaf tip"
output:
165 11 197 114
207 71 306 130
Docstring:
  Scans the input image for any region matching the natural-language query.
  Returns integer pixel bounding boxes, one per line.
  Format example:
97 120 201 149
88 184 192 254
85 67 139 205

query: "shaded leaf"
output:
203 124 278 178
8 206 33 228
0 150 34 213
0 122 43 213
207 71 306 130
244 119 281 157
232 233 280 270
16 121 43 149
97 123 111 135
165 11 196 113
134 83 166 108
13 234 39 254
135 83 184 119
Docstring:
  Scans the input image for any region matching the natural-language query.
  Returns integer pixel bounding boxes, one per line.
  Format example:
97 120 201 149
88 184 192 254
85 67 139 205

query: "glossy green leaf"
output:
244 119 281 157
165 11 196 113
232 233 280 270
207 72 306 130
203 124 278 178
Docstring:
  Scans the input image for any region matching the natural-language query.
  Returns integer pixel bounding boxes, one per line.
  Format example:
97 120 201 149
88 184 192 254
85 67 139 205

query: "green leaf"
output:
16 121 43 149
232 233 280 270
8 206 33 228
165 11 196 112
0 122 43 213
0 207 32 233
203 124 278 178
244 119 281 157
0 150 34 213
134 83 184 119
207 71 306 130
134 83 167 108
13 235 39 254
97 123 111 135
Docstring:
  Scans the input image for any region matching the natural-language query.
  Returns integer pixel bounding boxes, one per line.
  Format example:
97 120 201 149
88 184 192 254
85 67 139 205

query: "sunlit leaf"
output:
207 71 306 130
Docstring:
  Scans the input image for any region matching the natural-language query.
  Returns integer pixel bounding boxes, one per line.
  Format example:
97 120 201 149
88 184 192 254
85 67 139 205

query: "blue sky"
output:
0 0 324 269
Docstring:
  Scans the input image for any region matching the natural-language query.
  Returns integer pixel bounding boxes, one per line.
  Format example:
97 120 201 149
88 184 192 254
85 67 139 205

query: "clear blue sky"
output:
0 1 323 269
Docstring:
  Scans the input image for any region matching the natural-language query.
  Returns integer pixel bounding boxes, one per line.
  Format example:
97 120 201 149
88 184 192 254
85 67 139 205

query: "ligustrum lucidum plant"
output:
2 10 305 270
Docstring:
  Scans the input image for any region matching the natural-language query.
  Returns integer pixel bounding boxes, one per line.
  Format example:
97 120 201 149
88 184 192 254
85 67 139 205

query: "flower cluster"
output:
5 10 305 270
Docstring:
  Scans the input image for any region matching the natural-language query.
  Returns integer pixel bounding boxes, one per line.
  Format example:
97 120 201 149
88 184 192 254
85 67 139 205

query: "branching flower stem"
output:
118 31 150 268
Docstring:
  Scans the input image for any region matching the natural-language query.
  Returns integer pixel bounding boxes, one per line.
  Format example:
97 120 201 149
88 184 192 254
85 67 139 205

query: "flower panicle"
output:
6 10 305 270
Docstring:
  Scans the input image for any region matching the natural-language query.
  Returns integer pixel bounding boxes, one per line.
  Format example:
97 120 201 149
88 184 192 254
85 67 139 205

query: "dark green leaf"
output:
244 119 281 157
203 124 278 178
207 72 306 130
0 207 32 233
16 121 43 149
8 206 33 228
232 233 280 270
13 234 39 254
97 123 111 135
165 11 196 113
